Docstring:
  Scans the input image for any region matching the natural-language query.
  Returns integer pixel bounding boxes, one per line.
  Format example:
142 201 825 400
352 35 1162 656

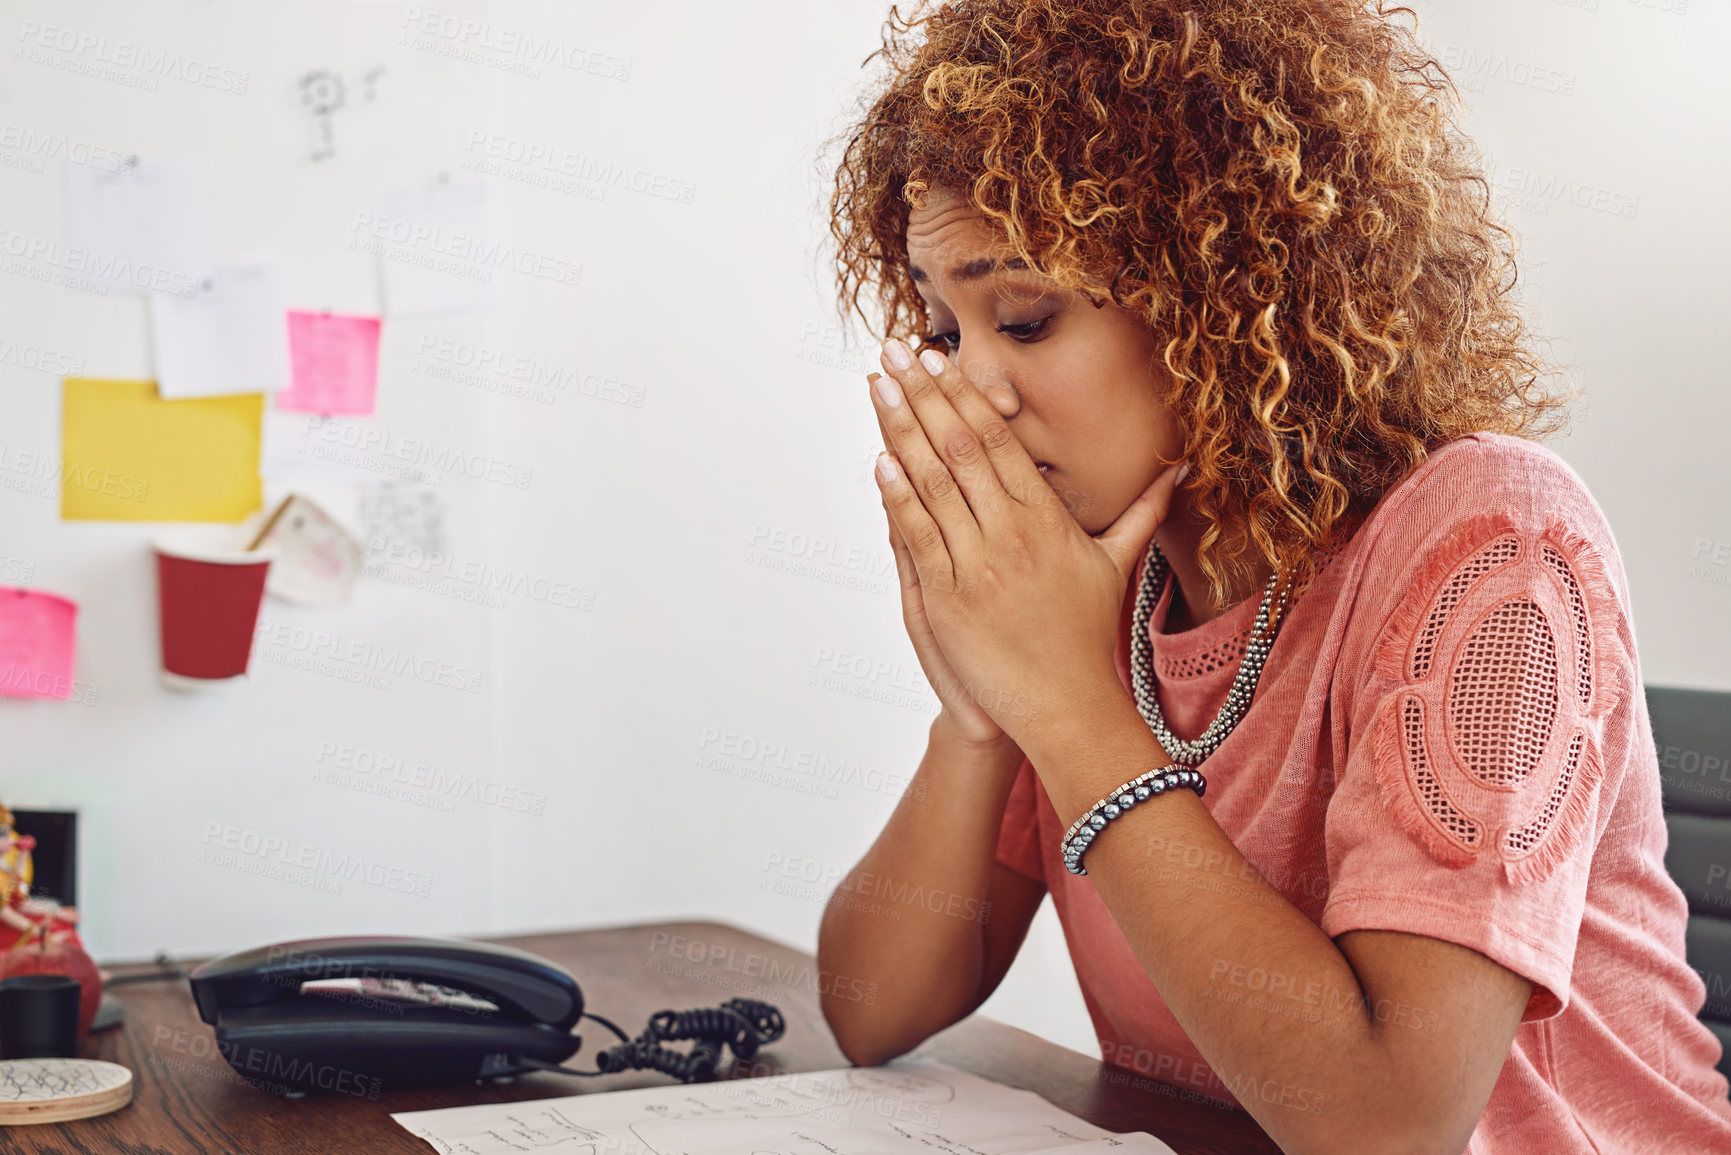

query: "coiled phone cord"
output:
515 997 786 1084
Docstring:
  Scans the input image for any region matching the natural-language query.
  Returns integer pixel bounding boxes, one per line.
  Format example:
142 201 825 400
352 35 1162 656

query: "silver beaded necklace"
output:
1129 540 1292 768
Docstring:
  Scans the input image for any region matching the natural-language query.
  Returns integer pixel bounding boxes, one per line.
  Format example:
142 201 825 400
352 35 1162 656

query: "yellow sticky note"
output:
61 378 263 521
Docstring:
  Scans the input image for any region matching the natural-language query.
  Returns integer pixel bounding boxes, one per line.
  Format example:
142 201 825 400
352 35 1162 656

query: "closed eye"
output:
918 316 1052 356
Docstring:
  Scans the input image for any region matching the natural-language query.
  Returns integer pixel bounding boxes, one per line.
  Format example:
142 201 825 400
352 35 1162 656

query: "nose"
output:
963 359 1020 418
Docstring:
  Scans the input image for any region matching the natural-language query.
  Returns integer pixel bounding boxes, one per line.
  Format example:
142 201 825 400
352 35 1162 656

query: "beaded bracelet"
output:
1061 766 1207 876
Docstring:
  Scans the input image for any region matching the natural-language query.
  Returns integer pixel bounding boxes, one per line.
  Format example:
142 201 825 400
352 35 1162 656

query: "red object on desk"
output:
8 922 1282 1154
2 924 102 1045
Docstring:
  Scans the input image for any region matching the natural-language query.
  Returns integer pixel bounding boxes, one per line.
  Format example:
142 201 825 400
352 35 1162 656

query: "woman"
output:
813 1 1731 1152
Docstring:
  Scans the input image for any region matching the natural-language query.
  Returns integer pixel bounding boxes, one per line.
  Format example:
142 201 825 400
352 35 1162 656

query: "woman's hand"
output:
867 338 1186 757
885 509 1011 748
871 406 1013 751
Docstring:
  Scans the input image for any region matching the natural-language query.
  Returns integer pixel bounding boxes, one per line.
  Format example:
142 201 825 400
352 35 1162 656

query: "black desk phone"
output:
188 935 784 1097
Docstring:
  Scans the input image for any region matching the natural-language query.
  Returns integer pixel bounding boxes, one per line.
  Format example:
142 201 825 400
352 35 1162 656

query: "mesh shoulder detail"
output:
1373 693 1484 865
1366 509 1627 883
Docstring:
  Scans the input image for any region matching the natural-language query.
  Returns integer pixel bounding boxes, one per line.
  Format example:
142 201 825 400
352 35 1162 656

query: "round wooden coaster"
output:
0 1058 132 1125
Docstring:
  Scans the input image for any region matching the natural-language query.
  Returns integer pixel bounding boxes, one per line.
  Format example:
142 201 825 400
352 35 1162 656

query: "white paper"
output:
65 159 209 297
249 494 365 606
149 260 290 397
356 480 448 556
374 180 505 317
260 411 428 487
261 410 376 485
391 1057 1177 1155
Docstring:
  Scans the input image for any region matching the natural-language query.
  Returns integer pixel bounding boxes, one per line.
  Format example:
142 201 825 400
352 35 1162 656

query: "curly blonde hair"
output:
827 0 1572 615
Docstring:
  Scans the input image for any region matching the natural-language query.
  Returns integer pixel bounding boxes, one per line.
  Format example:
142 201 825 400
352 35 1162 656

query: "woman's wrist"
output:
1022 690 1175 830
929 712 1024 773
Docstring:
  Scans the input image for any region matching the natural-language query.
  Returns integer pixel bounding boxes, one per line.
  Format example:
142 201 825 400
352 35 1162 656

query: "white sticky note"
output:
372 180 505 316
149 261 290 398
65 159 209 297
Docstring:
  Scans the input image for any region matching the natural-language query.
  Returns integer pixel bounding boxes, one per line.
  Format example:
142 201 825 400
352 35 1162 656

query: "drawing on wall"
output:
300 70 344 162
300 65 385 162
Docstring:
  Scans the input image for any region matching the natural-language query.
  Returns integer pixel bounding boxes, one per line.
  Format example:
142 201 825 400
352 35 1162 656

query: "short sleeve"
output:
1322 495 1633 1022
995 754 1047 883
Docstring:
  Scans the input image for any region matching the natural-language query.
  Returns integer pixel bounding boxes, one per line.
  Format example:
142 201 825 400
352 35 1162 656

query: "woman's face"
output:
902 189 1184 536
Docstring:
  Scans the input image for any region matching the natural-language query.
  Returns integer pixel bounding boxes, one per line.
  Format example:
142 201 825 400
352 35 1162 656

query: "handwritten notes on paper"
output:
60 379 262 521
277 311 382 415
149 261 291 398
251 495 364 606
392 1058 1179 1155
64 159 209 297
356 481 447 556
0 588 77 701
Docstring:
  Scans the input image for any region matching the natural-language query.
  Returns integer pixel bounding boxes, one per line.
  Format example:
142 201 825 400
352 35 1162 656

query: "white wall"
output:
0 0 1724 1064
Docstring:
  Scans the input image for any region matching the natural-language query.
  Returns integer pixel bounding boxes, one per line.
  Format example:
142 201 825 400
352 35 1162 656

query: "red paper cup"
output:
153 527 276 691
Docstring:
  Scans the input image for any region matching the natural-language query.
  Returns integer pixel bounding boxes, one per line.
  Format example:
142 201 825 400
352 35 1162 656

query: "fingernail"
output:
881 339 912 371
874 373 902 408
1175 461 1191 484
876 452 898 482
918 348 946 375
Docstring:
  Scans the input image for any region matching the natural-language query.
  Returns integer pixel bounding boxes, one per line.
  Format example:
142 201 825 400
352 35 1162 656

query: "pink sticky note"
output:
0 587 78 701
278 310 382 415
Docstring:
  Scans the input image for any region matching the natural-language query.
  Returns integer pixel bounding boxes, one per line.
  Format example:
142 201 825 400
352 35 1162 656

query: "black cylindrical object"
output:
0 974 82 1059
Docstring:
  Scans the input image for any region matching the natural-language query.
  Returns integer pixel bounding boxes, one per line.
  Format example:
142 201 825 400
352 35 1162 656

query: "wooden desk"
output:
16 920 1281 1154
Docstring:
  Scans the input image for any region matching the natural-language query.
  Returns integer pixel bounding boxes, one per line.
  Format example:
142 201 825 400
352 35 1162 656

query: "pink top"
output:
994 432 1731 1151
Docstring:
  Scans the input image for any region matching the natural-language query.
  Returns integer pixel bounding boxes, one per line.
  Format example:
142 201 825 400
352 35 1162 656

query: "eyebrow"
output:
908 255 1031 285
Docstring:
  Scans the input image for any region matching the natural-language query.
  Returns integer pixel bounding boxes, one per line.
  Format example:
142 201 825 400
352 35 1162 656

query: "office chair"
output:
1649 684 1731 1081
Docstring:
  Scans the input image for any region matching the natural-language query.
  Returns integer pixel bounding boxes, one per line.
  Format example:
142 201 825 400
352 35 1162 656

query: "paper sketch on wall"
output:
356 481 448 559
247 495 365 606
300 66 385 163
